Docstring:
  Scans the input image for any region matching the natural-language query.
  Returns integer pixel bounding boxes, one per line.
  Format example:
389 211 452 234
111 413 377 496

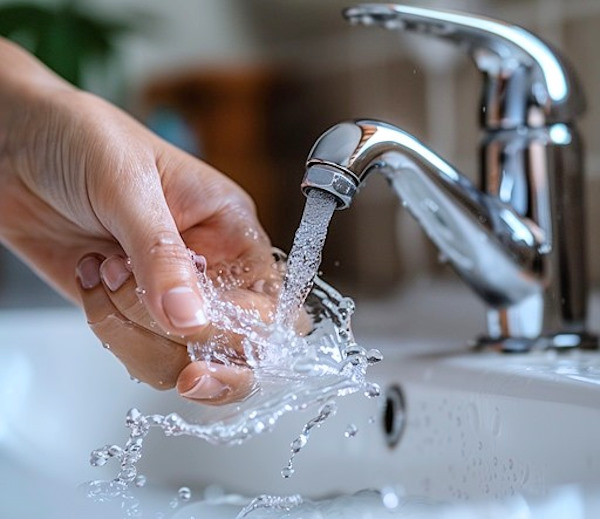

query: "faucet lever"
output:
344 4 585 130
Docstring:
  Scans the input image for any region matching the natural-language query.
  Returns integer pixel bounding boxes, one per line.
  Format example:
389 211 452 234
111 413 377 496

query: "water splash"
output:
229 489 439 518
236 494 304 519
281 401 337 478
87 189 381 495
87 271 380 494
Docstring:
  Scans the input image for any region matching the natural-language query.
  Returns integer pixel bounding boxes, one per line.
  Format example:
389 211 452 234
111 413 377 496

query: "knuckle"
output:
145 230 188 261
133 230 197 287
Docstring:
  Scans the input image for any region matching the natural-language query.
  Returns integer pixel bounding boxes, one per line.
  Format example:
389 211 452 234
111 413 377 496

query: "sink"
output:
2 283 600 517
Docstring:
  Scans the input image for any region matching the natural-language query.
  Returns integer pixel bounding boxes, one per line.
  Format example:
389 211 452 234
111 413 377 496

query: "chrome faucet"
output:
301 4 597 352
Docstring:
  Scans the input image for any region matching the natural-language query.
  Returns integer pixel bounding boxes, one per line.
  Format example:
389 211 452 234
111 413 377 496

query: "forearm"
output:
0 39 75 251
0 37 73 97
0 38 75 159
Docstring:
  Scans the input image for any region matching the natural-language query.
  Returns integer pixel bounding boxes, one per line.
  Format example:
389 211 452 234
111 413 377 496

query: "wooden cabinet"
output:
140 67 291 244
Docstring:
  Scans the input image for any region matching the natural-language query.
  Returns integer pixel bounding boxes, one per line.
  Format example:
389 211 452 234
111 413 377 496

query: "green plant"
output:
0 0 138 87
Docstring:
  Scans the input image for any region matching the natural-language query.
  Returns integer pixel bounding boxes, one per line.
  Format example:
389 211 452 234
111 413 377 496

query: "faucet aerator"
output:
301 164 359 210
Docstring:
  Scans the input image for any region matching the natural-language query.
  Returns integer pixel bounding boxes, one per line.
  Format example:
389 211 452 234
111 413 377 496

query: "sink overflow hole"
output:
383 384 406 449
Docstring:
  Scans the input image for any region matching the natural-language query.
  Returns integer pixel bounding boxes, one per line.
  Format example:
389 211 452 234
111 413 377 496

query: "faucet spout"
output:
303 119 544 307
302 119 595 351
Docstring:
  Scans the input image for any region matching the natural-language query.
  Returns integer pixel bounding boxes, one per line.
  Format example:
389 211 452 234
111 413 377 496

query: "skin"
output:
0 37 281 404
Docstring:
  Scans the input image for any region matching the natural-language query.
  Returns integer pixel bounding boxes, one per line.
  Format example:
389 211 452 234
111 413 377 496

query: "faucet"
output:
301 4 597 352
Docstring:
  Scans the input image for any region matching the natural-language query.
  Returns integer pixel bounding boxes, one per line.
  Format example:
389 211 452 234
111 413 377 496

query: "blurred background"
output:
1 0 599 308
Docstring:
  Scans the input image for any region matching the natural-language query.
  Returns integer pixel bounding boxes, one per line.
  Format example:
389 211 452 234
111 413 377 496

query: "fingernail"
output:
100 256 131 292
162 287 207 329
180 375 229 400
76 255 102 289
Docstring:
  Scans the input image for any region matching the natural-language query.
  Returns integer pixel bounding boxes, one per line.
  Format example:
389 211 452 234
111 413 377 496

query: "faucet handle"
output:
344 3 585 130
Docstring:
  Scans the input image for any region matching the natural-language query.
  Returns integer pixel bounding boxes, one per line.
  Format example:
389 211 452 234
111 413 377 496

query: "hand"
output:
76 251 283 404
0 38 277 403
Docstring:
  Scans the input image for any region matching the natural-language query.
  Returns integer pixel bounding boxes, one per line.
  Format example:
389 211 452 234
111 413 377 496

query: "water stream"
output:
275 189 337 328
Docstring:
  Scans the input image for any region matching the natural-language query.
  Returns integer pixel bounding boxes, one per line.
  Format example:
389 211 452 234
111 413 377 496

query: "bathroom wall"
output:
1 0 600 307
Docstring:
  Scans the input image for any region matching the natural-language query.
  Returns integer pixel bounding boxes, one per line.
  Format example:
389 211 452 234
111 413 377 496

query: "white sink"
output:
2 283 600 517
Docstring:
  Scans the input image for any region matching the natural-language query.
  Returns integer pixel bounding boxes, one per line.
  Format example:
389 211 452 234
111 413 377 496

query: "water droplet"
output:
163 412 185 435
126 408 141 426
102 342 110 350
281 465 294 478
381 486 400 509
134 475 146 488
192 254 207 272
107 445 123 458
364 382 381 398
366 349 383 364
169 498 179 509
118 466 137 482
244 227 259 240
344 424 358 438
291 434 307 452
368 416 376 424
178 486 191 501
90 451 108 467
492 407 501 436
135 286 146 298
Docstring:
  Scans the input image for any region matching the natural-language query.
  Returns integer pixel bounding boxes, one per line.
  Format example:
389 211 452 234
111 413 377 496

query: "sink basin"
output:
2 283 600 517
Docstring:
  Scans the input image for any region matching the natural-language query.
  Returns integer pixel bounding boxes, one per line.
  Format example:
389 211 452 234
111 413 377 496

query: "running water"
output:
86 189 382 502
275 189 337 328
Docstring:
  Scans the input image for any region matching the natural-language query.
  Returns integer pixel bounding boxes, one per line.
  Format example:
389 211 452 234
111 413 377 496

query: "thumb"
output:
106 173 207 335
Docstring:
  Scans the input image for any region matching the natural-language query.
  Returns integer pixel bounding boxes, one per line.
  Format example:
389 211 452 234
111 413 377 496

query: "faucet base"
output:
474 332 599 353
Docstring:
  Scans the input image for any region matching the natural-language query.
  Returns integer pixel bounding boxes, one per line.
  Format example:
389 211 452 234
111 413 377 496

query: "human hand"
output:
76 251 284 405
0 38 278 403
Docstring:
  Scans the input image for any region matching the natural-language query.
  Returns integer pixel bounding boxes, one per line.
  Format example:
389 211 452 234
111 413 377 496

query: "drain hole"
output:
382 384 406 449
